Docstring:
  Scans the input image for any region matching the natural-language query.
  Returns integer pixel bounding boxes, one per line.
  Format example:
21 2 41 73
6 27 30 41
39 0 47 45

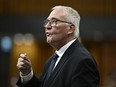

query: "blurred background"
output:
0 0 116 87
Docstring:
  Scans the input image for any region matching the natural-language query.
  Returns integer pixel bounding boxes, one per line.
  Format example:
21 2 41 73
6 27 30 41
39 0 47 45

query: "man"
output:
16 5 100 87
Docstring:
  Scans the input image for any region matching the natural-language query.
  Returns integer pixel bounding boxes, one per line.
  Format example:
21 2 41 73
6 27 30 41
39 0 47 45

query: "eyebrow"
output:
46 17 73 25
47 17 59 20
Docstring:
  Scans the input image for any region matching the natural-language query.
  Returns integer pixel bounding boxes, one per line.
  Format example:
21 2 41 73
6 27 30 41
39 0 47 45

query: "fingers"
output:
17 53 31 75
20 53 29 61
17 57 31 69
20 53 27 58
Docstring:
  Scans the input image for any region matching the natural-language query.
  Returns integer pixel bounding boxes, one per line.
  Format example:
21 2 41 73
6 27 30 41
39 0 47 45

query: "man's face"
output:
44 8 72 46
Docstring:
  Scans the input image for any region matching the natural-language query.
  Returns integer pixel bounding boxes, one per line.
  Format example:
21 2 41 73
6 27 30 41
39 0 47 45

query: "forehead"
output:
48 8 67 20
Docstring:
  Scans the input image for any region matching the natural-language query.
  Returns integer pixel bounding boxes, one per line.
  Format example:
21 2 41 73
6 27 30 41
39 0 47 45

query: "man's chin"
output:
46 39 52 44
46 39 56 45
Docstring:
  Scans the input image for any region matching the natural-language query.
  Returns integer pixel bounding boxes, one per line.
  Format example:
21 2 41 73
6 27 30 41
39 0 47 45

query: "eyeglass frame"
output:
43 18 73 27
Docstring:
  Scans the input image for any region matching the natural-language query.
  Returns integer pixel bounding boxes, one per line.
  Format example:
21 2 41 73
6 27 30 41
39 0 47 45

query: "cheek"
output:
55 29 65 36
59 27 68 35
56 25 68 34
56 30 68 40
51 25 69 39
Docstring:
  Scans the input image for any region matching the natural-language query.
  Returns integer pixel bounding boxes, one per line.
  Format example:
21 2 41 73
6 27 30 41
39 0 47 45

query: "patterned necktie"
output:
46 53 59 80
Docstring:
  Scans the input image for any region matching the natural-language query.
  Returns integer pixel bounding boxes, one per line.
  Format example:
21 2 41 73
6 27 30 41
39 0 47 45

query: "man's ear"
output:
67 25 75 34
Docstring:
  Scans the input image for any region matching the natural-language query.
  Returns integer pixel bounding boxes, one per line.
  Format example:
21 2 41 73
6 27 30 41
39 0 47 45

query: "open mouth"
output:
46 32 53 37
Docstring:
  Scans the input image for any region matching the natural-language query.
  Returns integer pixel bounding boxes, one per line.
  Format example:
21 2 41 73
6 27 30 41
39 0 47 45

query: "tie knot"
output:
53 54 59 60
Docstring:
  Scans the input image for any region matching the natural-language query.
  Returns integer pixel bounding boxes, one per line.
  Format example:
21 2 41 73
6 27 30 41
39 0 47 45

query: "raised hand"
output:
17 53 32 76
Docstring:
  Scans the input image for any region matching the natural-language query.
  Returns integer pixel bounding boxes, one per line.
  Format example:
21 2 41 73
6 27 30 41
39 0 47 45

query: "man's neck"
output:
52 37 77 50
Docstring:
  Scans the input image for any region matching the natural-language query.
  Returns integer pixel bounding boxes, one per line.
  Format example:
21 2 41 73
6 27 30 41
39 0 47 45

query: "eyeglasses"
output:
43 18 72 27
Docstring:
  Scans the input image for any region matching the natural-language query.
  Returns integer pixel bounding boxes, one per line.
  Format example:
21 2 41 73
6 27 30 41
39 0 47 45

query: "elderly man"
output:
16 5 100 87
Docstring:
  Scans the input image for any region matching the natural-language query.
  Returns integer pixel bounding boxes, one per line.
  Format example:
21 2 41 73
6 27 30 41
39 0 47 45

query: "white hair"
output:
52 5 80 38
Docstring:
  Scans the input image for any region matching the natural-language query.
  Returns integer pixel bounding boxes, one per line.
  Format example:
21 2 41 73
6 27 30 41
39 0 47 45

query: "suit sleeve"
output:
16 56 53 87
71 58 100 87
16 75 41 87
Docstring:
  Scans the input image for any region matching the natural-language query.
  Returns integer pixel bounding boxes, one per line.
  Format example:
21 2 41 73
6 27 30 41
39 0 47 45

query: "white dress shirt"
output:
20 39 76 83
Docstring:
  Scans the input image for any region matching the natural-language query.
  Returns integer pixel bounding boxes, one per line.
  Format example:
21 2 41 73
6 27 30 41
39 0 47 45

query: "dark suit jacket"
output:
17 39 100 87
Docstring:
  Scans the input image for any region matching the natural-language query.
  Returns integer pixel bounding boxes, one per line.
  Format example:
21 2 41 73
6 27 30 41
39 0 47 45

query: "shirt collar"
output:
56 39 76 58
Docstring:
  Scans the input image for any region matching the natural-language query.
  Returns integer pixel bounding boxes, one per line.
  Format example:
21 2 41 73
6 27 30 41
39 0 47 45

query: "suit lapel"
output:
44 54 69 87
44 39 80 87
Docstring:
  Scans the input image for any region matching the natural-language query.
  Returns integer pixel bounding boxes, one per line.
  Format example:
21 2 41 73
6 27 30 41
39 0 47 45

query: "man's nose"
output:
44 22 52 29
45 24 52 30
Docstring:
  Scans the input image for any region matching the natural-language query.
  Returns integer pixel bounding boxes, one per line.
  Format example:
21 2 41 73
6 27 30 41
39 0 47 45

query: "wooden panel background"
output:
0 0 115 15
0 0 116 87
